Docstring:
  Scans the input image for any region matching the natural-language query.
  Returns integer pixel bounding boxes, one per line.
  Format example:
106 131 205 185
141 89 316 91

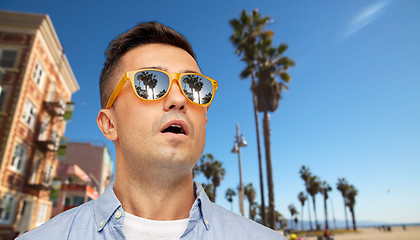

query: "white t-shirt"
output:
122 212 189 240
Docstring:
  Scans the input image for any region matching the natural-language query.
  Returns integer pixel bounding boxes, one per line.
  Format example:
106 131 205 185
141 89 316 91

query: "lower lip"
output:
161 132 188 138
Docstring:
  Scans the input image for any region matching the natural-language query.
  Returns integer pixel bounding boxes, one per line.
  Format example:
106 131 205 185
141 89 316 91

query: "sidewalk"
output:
299 225 420 240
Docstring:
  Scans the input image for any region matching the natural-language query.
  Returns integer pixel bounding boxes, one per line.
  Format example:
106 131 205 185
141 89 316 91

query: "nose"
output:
163 79 187 112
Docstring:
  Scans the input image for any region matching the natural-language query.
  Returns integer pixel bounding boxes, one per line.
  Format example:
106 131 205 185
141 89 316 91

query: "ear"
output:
97 109 118 141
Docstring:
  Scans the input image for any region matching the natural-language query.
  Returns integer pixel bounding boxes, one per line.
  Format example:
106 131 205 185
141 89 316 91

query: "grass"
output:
289 229 360 237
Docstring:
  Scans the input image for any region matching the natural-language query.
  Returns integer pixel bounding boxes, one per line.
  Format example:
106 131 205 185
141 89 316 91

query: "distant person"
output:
17 22 284 239
323 230 333 240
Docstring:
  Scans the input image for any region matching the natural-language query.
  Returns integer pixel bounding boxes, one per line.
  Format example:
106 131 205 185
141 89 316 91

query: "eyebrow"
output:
138 66 200 74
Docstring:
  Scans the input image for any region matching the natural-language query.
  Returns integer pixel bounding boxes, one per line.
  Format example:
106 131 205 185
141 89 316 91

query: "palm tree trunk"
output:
301 204 304 231
263 111 275 230
249 202 252 220
307 195 313 231
251 72 266 226
324 197 329 230
213 187 216 203
312 197 319 230
343 199 349 230
350 207 357 231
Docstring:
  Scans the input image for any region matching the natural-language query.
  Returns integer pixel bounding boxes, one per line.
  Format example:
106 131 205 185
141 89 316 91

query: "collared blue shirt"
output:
18 182 285 239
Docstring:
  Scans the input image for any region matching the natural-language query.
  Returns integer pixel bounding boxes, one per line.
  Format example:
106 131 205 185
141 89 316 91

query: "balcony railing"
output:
43 98 66 117
36 132 59 152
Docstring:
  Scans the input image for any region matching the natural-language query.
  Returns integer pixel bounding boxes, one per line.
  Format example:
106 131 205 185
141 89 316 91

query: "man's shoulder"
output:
209 203 286 239
17 201 95 240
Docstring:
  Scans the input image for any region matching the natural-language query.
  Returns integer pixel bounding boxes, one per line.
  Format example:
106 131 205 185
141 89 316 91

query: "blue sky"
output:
3 0 419 224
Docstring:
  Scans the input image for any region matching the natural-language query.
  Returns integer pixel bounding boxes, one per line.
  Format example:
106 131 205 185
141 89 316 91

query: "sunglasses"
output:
106 69 219 109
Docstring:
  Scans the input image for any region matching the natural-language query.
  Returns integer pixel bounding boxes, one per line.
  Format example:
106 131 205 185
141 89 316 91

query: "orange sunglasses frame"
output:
105 69 218 109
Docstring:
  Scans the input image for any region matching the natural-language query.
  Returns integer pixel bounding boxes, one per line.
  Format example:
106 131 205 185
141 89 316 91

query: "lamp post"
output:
231 123 247 216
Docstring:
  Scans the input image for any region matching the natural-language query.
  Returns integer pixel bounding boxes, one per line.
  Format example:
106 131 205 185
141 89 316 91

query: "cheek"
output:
194 110 208 145
115 104 154 142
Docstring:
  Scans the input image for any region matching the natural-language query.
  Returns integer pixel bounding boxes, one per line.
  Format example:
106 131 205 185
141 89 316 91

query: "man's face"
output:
109 43 207 172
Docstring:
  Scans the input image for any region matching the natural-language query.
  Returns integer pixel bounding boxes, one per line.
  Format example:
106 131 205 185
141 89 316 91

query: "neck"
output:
114 155 196 221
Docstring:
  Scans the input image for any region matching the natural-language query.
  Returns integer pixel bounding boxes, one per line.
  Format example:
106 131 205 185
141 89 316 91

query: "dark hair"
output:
99 21 196 108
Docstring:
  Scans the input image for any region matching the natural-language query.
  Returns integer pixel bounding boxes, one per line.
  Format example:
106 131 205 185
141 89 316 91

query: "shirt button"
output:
100 221 104 228
115 210 122 219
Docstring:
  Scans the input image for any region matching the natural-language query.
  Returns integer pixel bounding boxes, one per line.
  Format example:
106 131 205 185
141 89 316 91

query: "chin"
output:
153 151 197 169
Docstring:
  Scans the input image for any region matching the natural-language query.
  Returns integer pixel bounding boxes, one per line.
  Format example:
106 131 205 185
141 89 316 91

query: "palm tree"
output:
299 165 313 231
244 183 256 219
249 202 258 221
231 9 295 230
256 46 295 228
202 92 212 104
182 75 198 101
193 78 204 104
192 163 200 178
320 181 332 230
147 77 158 99
288 204 298 230
337 178 350 230
211 160 225 202
202 183 214 201
198 154 225 202
298 191 307 231
136 71 157 99
225 188 236 211
256 28 295 232
229 9 270 226
308 175 322 230
346 185 358 231
156 89 167 99
275 210 287 229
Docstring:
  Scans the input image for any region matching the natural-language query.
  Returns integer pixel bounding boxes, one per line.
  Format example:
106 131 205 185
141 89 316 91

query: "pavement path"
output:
295 225 420 240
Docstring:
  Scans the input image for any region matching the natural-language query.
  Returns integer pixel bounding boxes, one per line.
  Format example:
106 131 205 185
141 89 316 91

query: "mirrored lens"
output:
134 71 169 100
181 74 213 104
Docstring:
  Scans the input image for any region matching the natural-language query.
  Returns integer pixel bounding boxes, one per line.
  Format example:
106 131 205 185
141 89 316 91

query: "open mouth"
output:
162 124 185 134
160 121 188 136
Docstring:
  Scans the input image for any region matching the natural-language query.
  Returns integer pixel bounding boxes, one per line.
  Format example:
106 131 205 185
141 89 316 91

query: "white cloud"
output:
336 1 390 43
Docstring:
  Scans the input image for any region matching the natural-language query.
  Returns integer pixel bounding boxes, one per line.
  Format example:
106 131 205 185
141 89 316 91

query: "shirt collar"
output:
192 181 213 230
93 181 214 231
93 182 122 231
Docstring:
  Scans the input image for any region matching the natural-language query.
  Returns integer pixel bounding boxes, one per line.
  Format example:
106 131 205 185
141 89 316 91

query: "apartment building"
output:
61 142 113 195
50 163 99 218
0 11 79 238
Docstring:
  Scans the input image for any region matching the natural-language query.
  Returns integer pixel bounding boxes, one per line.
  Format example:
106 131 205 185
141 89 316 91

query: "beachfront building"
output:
0 11 79 238
61 142 113 195
50 163 99 218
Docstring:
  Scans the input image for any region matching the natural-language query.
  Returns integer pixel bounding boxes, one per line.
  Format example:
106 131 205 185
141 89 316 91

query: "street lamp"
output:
231 123 247 216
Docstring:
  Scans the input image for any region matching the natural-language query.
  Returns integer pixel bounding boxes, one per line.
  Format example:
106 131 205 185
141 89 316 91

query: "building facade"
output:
61 142 113 195
50 163 99 218
0 11 79 238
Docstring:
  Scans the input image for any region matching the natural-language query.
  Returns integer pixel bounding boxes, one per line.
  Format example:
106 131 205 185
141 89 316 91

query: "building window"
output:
22 99 37 129
47 81 56 102
35 203 48 226
10 143 28 173
38 114 50 141
0 87 7 112
29 152 41 184
0 66 4 97
64 195 84 207
0 49 18 69
33 61 45 86
0 193 16 224
43 164 53 186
